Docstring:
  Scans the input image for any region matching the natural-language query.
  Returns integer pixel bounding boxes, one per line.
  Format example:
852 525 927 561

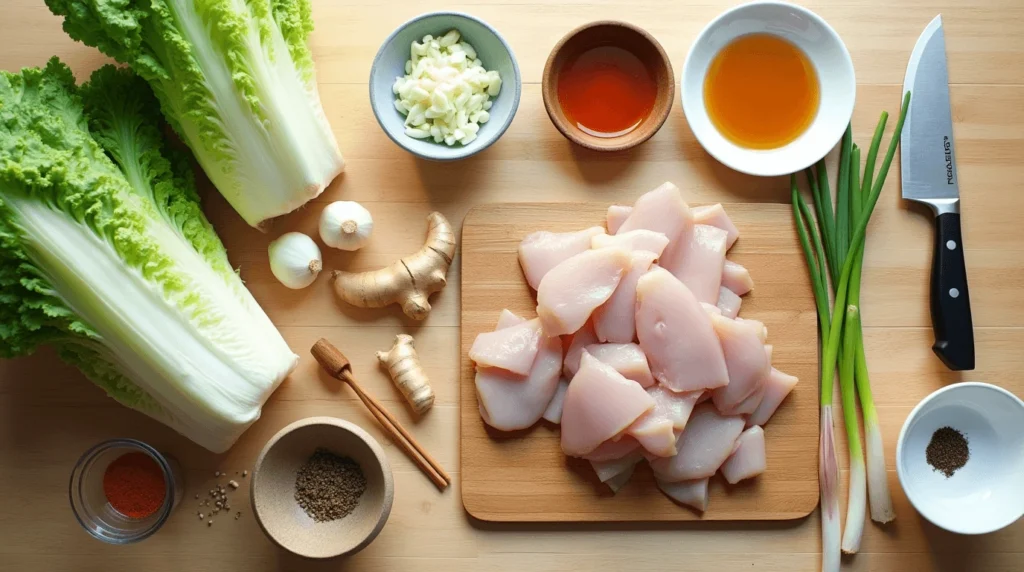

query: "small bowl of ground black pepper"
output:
251 417 394 558
897 382 1024 535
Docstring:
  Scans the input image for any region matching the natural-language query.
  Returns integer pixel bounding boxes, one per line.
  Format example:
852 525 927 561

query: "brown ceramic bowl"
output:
542 21 675 152
251 417 394 559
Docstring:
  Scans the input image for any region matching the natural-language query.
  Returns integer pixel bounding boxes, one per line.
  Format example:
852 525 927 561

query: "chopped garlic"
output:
393 29 501 146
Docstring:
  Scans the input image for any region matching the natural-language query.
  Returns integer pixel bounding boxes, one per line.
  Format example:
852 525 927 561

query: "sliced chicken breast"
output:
591 450 645 482
748 368 799 427
604 463 637 493
561 352 655 456
722 260 754 295
593 251 658 343
582 435 642 461
627 414 677 457
656 478 710 512
475 313 562 431
717 286 742 319
710 313 771 412
541 378 570 424
584 343 655 388
649 404 746 481
635 267 729 392
518 226 605 290
537 247 632 336
721 426 767 484
692 203 739 249
563 320 598 378
469 317 543 375
591 229 670 257
616 182 694 269
662 224 729 304
606 205 633 234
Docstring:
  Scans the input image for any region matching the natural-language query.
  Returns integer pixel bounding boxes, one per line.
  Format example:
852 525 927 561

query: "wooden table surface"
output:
1 1 1022 570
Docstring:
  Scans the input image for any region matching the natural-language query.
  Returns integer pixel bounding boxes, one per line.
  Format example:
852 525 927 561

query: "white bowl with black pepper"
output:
896 382 1024 534
251 417 394 558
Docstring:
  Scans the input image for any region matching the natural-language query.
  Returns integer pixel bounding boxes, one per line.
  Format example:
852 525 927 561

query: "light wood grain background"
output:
1 1 1022 570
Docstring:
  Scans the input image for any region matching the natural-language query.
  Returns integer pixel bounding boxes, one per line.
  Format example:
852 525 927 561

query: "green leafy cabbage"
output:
0 59 298 452
45 0 344 228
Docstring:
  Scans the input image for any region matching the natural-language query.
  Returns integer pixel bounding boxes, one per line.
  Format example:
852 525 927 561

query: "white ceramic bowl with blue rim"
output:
369 12 522 161
681 1 855 176
896 382 1024 534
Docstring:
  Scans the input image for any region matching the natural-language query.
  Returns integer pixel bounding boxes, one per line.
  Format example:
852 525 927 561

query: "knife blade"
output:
902 15 974 370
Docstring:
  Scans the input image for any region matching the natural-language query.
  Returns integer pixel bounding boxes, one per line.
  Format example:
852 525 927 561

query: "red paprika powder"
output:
103 452 166 519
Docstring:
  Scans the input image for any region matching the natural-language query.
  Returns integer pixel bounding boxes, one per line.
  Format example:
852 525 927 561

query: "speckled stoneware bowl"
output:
369 11 522 161
251 417 394 559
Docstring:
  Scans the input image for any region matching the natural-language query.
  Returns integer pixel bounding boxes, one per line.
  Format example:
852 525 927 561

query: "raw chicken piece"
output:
518 226 605 290
645 386 702 430
563 320 598 378
627 414 677 457
616 182 694 269
662 224 729 304
710 313 771 412
722 382 765 416
496 308 526 329
606 205 633 234
717 287 742 319
721 426 767 484
591 230 670 257
692 204 739 249
736 318 768 343
604 463 636 493
649 404 746 481
542 378 570 424
748 368 799 427
591 450 645 482
722 260 754 295
561 352 655 457
537 247 632 336
475 313 562 431
593 251 658 343
656 478 710 512
583 435 642 461
635 267 729 392
584 343 655 388
469 318 542 375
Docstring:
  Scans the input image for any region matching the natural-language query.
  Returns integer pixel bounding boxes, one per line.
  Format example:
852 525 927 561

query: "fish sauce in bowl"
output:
557 45 658 138
704 33 820 149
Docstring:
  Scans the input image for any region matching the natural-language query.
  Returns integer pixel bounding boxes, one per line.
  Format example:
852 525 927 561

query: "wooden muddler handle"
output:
311 339 450 490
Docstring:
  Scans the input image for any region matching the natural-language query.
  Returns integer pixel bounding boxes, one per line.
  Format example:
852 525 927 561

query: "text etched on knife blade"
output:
944 136 955 185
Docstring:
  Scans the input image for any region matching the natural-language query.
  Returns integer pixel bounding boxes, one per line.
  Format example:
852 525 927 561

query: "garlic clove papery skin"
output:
269 232 322 289
320 201 374 251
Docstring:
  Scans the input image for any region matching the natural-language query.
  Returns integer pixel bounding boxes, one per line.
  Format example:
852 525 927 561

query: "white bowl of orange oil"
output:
681 1 855 177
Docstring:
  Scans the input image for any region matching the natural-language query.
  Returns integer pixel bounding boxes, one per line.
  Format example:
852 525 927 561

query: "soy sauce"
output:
557 45 658 138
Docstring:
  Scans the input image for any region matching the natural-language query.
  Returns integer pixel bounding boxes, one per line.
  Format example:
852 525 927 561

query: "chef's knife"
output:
902 15 974 371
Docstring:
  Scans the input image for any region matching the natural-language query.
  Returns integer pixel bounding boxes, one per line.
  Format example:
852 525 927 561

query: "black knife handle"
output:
930 212 975 370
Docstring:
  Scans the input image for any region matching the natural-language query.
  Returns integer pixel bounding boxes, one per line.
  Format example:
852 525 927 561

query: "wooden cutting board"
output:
460 202 819 522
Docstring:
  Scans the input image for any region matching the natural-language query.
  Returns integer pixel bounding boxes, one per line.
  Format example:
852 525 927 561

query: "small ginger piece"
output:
376 334 435 415
331 212 456 319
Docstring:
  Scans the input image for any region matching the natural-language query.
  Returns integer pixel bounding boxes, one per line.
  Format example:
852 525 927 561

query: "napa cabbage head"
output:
44 0 344 228
0 59 298 452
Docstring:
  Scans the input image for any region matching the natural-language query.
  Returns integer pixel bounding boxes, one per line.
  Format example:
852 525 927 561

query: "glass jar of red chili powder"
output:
69 439 184 544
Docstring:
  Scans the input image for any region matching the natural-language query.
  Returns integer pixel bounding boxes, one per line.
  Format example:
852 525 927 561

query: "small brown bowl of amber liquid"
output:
542 21 674 152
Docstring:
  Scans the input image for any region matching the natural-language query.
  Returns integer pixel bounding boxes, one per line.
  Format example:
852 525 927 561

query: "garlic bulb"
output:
319 201 374 251
268 232 322 289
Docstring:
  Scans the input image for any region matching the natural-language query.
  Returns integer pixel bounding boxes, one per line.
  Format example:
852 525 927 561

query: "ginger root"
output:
331 211 456 320
376 334 435 415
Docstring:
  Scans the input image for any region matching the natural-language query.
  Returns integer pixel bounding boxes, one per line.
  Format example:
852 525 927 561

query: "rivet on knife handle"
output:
930 212 974 370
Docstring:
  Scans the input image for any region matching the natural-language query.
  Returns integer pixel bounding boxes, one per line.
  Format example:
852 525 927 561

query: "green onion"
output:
792 92 910 569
